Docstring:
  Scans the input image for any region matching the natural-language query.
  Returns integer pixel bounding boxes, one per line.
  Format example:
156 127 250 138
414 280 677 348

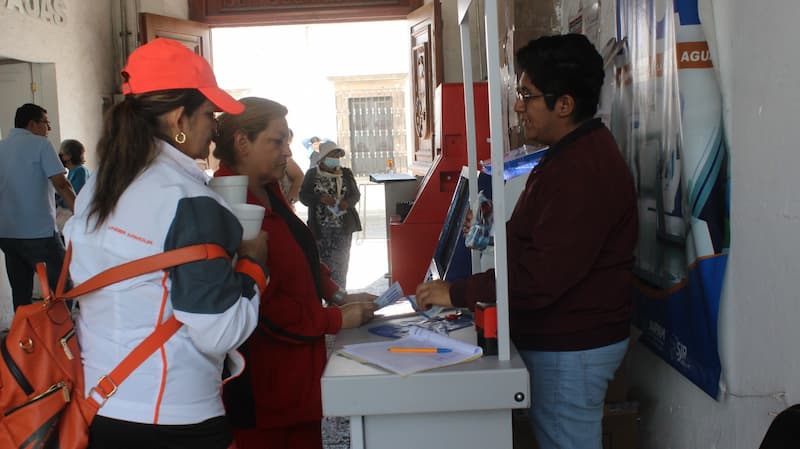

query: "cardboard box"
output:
513 403 639 449
605 355 628 403
603 402 639 449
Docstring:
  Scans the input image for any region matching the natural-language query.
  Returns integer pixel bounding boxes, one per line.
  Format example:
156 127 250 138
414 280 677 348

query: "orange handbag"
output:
0 243 229 449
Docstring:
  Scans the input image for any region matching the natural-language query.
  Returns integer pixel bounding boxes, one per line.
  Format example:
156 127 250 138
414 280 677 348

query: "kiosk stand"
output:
321 2 527 447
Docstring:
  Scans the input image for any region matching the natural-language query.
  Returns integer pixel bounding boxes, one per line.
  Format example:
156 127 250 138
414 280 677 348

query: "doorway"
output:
211 21 409 292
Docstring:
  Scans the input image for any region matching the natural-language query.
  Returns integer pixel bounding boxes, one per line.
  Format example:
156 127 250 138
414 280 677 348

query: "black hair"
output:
15 103 47 128
60 139 85 165
516 34 605 122
89 89 207 228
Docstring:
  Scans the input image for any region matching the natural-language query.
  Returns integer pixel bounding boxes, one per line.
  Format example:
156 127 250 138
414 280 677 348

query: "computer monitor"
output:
431 172 491 281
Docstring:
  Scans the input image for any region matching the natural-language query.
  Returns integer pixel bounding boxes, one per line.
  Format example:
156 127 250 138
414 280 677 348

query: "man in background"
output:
0 103 75 310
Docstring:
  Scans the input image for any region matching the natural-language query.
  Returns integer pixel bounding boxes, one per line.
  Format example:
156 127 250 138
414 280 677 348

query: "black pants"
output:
89 415 233 449
0 232 67 310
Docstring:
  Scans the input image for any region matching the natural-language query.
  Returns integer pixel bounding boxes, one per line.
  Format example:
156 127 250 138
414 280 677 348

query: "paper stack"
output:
338 326 483 376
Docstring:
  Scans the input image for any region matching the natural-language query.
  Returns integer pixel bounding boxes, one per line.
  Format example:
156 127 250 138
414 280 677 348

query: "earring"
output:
175 131 187 144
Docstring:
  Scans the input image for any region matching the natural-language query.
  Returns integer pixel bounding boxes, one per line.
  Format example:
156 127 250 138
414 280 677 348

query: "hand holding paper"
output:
373 281 404 309
415 280 454 312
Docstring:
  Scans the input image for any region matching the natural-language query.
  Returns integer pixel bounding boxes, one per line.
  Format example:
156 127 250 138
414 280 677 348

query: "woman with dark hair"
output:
63 38 268 449
213 97 376 449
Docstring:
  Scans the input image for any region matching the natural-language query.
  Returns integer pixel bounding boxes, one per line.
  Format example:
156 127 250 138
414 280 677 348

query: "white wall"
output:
138 0 188 19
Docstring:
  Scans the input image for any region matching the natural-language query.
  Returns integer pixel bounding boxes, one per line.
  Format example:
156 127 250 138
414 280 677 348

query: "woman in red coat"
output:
212 97 376 449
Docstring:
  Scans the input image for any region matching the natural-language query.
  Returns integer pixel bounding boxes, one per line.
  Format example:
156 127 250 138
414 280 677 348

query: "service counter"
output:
321 313 530 449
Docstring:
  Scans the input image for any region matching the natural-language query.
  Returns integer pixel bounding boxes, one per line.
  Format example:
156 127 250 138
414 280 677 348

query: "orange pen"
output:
387 347 452 353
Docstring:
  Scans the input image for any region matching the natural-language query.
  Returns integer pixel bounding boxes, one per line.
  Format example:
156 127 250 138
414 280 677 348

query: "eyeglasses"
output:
516 88 552 104
37 119 51 127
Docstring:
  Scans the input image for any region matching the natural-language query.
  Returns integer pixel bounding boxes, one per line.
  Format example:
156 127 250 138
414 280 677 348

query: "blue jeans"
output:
0 232 67 310
519 338 629 449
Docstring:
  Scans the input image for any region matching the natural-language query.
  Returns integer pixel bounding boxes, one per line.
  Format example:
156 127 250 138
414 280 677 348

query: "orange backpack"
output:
0 243 229 449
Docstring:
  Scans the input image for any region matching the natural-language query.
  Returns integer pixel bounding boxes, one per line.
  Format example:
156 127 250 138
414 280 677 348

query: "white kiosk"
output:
321 1 528 448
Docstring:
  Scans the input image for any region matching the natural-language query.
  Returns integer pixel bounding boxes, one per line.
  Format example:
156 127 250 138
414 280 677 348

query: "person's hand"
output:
339 302 377 329
343 292 377 304
415 280 453 311
320 193 336 206
338 199 349 210
462 209 474 237
237 231 268 262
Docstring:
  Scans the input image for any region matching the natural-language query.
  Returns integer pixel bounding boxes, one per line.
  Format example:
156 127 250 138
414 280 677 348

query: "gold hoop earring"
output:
175 131 187 144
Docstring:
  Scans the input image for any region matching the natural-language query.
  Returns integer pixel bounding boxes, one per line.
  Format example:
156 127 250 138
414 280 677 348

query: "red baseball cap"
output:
121 38 244 114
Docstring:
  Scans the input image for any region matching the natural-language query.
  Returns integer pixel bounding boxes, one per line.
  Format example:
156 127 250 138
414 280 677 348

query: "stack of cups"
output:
208 175 264 240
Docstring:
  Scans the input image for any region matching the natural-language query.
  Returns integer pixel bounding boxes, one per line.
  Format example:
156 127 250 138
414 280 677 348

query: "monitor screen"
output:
431 174 473 282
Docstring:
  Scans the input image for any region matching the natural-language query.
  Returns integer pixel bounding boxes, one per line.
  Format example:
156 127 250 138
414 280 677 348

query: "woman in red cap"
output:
63 38 269 449
212 97 376 449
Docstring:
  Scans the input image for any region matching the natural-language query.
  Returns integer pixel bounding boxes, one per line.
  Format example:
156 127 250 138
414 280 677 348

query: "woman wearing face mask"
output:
299 141 361 288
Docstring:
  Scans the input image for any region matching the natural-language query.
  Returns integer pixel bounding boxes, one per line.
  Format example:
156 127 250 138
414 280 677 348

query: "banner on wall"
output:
612 0 729 399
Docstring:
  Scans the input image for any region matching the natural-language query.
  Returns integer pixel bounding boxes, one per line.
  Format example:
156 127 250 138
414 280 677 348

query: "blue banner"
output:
613 0 729 398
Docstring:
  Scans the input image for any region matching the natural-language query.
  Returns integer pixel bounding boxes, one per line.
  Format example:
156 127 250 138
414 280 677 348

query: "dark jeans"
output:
89 415 233 449
0 232 67 310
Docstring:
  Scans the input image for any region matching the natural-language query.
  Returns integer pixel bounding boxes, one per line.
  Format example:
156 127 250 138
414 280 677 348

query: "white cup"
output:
209 175 248 206
231 203 265 240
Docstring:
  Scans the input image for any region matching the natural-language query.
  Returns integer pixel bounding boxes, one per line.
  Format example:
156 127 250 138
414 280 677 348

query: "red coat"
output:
216 167 342 428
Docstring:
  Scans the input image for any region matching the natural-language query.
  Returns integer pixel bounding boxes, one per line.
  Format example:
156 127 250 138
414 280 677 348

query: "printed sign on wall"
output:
612 0 729 398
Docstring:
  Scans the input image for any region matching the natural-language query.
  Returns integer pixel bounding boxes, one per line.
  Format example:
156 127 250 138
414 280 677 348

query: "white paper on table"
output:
338 326 483 376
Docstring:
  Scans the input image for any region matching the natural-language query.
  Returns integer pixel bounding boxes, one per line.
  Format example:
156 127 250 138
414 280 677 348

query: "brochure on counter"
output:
338 326 483 376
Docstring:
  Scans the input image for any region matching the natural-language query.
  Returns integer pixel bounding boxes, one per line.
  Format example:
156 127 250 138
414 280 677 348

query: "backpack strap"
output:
54 243 229 299
51 243 231 411
85 316 183 410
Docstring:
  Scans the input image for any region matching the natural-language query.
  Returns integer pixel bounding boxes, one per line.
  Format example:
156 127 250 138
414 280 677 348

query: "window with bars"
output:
347 96 403 176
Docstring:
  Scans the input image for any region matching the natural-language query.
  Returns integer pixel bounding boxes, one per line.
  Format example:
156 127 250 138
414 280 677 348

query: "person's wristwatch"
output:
331 288 347 306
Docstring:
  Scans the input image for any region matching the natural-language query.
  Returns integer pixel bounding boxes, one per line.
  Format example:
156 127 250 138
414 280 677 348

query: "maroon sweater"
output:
449 119 638 351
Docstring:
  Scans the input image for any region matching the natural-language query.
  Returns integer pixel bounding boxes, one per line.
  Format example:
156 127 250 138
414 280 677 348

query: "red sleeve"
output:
257 286 342 344
319 262 341 300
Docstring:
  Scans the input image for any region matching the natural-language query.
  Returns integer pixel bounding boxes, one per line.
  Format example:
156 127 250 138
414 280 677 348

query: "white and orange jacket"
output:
63 140 267 425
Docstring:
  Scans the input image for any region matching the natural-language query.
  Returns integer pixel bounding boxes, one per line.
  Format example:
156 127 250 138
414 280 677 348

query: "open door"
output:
407 1 442 176
139 13 219 172
0 62 34 139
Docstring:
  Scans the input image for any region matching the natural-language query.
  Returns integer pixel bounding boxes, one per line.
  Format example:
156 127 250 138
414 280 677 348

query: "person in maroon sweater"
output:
416 34 638 449
212 97 376 449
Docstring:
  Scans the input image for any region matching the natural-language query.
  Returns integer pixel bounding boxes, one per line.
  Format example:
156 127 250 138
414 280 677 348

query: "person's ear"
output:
163 106 186 138
234 129 250 156
557 95 575 118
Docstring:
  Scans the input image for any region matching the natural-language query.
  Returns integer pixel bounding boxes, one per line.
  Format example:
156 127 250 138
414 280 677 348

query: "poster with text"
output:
613 0 729 398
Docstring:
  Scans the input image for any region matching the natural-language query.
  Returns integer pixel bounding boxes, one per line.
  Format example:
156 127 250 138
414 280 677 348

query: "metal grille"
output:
347 96 403 176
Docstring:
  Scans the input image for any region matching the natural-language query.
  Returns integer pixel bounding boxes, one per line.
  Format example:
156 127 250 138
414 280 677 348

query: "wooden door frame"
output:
188 0 424 27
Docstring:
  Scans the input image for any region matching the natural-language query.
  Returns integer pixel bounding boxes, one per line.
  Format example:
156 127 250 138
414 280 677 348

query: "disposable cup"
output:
209 175 248 206
231 203 265 240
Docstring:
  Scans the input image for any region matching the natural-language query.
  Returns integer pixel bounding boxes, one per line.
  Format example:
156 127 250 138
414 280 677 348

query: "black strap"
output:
1 334 34 396
267 187 325 299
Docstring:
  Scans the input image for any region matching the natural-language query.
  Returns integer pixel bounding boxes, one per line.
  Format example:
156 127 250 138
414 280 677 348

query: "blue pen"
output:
387 347 453 353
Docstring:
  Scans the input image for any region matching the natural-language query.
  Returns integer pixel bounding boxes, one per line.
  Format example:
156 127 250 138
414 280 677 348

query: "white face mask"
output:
323 157 340 169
